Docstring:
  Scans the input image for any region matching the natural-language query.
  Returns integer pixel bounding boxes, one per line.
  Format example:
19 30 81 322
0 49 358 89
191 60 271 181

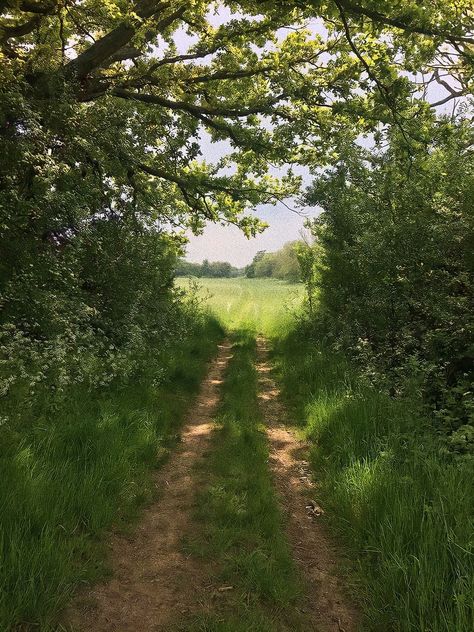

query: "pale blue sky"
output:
185 199 316 268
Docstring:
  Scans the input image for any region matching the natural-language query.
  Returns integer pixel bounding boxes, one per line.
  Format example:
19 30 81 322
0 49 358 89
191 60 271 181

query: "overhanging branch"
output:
337 0 474 45
64 2 184 79
111 89 284 118
1 14 40 39
1 1 57 14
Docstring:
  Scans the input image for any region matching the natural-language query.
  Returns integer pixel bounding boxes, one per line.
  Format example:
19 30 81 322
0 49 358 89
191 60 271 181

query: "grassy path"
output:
65 329 357 631
173 331 357 631
177 331 304 631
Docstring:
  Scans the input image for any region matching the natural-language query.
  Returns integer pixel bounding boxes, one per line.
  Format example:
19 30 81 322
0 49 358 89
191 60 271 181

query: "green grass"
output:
176 277 303 335
0 317 223 631
273 323 474 632
179 330 304 631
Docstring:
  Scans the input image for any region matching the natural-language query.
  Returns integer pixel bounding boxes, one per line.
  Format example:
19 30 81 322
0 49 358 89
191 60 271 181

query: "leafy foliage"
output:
303 115 474 444
1 0 472 415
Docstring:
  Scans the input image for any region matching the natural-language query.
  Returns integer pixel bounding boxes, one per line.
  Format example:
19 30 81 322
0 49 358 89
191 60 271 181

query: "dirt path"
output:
256 336 360 632
65 341 233 632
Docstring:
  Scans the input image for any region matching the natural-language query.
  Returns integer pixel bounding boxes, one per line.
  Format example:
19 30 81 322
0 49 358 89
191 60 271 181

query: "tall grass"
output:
273 324 474 632
181 330 303 631
0 317 222 630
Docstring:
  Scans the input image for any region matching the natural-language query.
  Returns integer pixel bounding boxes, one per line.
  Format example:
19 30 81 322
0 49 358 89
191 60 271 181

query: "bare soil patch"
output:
64 341 233 632
256 336 360 632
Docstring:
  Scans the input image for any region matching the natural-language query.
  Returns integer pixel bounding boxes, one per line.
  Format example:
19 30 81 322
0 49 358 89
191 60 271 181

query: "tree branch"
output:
110 89 284 118
187 66 272 84
1 0 57 14
138 162 188 187
146 17 286 74
138 162 279 201
334 1 392 102
107 46 143 63
430 91 465 108
147 49 220 71
334 0 413 147
64 2 184 79
337 0 474 45
1 14 40 39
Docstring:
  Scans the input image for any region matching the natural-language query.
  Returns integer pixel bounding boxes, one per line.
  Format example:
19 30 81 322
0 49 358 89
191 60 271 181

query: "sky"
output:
185 199 315 268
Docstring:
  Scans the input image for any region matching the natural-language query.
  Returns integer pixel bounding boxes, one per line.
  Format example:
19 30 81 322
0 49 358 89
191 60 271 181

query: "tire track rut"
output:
256 336 359 632
65 341 233 632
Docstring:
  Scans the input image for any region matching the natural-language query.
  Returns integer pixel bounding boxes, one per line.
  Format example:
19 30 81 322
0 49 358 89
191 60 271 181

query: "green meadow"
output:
176 277 304 334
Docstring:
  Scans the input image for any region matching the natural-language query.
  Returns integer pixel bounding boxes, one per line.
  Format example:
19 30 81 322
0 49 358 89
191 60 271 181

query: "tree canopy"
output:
246 241 302 282
1 0 473 405
175 258 241 277
302 115 473 439
1 0 473 238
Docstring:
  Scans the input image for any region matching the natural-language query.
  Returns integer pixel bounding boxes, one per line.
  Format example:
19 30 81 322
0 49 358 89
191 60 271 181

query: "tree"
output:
1 1 472 252
253 242 301 282
175 259 239 277
246 251 266 278
201 259 211 278
174 259 203 277
272 241 301 282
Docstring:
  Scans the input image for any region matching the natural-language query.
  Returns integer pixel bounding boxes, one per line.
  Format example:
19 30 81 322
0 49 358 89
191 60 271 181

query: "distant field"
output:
176 277 303 334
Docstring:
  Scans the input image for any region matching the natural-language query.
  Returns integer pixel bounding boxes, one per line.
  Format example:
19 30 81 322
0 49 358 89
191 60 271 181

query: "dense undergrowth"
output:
182 330 303 632
273 322 474 632
0 313 222 630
